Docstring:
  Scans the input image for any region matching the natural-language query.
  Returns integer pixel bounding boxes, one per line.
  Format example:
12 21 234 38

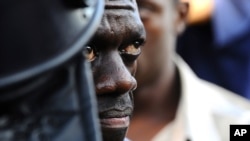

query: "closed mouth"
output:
105 0 135 11
100 116 130 128
99 108 132 128
105 4 134 10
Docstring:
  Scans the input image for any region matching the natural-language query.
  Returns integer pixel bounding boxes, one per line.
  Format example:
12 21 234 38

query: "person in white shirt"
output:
127 0 250 140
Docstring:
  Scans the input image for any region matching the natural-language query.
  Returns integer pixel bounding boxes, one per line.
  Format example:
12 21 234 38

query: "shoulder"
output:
175 56 250 140
175 55 250 116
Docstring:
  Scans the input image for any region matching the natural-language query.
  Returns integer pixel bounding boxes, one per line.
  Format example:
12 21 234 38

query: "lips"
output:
99 107 132 129
105 0 135 10
100 116 130 128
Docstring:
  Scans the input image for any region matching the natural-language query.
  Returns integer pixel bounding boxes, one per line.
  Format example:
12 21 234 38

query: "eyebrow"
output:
89 24 145 50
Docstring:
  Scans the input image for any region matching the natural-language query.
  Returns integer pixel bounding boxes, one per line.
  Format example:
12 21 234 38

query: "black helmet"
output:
0 0 103 88
0 0 104 141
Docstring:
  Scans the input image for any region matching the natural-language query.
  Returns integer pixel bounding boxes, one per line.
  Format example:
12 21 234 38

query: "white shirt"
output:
152 56 250 141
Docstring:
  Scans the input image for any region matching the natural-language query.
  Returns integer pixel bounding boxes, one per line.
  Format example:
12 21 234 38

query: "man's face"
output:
86 0 146 140
135 0 186 87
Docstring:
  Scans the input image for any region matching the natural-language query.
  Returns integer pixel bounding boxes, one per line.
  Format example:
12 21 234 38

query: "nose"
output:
94 52 137 95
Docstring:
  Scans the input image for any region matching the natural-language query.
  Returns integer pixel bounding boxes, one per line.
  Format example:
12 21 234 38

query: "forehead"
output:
92 0 146 47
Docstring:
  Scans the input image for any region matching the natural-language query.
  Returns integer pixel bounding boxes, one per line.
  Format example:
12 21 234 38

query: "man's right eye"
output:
84 46 97 62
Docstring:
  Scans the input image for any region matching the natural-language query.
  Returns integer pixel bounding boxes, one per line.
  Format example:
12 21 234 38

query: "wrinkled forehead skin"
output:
94 0 145 47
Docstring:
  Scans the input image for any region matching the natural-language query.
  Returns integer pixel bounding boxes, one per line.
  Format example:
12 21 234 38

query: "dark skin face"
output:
85 0 146 141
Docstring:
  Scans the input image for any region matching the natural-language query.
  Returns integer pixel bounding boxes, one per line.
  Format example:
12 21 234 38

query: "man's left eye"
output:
120 40 144 55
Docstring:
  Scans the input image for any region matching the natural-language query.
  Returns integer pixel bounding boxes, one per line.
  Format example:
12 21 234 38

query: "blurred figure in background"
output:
127 0 250 140
177 0 250 99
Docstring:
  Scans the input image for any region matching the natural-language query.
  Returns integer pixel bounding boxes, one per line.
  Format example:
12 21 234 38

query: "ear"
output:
175 1 189 35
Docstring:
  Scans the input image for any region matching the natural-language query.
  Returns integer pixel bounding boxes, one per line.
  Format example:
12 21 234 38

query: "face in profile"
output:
85 0 146 141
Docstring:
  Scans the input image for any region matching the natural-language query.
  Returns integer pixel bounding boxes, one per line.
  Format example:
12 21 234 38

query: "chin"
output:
101 127 128 141
97 94 133 141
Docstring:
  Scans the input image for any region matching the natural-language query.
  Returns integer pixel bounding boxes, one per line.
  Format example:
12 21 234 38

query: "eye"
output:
83 46 98 62
120 40 144 55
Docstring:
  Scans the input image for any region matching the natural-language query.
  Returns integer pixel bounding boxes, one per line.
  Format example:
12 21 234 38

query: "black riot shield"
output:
0 0 104 141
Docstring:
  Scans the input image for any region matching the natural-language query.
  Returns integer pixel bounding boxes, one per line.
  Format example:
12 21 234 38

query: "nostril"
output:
95 76 137 95
96 81 116 94
116 76 137 93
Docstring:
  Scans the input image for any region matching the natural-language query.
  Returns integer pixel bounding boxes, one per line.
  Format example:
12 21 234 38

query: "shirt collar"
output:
153 56 220 141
